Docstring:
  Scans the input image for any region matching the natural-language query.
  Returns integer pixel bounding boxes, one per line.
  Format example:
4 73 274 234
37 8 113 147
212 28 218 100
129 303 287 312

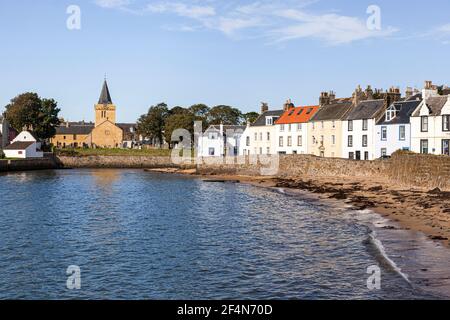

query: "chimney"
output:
352 85 365 106
405 87 413 99
66 121 70 128
365 85 374 100
329 91 336 101
260 102 269 114
319 92 330 106
283 99 295 111
422 80 439 100
384 86 402 107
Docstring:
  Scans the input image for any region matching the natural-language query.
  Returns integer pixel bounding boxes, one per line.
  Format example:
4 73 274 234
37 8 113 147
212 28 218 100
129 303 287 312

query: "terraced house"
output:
275 103 319 155
410 81 450 155
308 92 353 158
240 103 283 156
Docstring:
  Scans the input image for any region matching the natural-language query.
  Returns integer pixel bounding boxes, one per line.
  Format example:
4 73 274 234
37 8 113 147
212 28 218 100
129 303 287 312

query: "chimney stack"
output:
365 85 374 100
405 87 413 99
283 99 295 111
319 92 332 106
384 86 402 107
260 102 269 114
422 80 439 100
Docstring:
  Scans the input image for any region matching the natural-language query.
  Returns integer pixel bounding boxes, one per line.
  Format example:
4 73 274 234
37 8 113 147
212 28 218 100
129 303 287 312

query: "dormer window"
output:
266 117 273 125
297 109 303 116
385 106 398 122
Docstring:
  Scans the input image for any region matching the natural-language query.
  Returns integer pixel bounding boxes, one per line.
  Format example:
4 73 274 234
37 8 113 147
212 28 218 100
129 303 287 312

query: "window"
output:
279 137 284 147
267 132 270 141
332 135 336 145
208 148 215 156
246 136 250 147
386 106 398 122
297 123 302 131
287 136 292 147
280 124 285 132
364 151 369 160
421 116 428 132
362 135 368 147
18 151 23 155
321 121 324 129
254 133 257 141
260 148 263 155
349 152 355 160
298 136 302 147
259 132 263 141
267 147 270 154
443 115 450 132
381 126 387 141
288 124 292 132
312 122 315 130
306 108 312 114
209 132 218 140
381 148 387 157
321 135 324 143
348 120 353 131
63 136 66 140
362 119 368 131
348 135 353 147
443 140 450 156
399 126 406 141
420 140 429 154
297 109 303 116
266 118 273 125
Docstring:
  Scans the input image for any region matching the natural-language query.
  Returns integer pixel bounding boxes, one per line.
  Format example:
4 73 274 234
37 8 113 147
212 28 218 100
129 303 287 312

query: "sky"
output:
0 0 449 123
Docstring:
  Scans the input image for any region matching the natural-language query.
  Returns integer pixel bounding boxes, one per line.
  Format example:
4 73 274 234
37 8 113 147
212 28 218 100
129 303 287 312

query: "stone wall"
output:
0 157 57 172
196 152 450 191
57 155 187 169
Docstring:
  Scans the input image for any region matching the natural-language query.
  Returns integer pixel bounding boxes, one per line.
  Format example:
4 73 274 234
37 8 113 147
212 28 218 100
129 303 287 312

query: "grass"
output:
56 148 172 157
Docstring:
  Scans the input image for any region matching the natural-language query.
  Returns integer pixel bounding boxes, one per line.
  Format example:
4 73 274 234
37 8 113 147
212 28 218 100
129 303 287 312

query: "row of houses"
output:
198 81 450 159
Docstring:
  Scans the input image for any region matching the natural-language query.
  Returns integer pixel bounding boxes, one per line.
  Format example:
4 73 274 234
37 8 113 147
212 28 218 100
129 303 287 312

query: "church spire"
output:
98 79 113 104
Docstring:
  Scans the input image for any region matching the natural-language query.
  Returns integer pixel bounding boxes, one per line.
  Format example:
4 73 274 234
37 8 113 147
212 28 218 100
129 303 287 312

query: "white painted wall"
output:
199 126 243 157
411 100 450 155
374 123 411 158
240 126 277 156
3 143 42 159
342 119 377 160
275 123 309 154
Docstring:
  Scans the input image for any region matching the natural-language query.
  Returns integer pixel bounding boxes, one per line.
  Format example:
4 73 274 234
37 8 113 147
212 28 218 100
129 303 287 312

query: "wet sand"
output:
145 168 450 248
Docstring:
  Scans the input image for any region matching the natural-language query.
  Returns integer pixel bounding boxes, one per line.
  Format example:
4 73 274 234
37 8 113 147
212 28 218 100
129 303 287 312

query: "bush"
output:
0 150 4 159
54 149 80 157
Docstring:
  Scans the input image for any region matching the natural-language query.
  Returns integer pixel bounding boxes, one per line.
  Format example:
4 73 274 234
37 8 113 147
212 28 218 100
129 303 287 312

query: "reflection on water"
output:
0 169 447 299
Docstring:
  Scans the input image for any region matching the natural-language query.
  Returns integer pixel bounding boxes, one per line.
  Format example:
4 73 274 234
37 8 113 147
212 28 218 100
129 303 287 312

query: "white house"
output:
375 98 422 158
2 131 43 159
410 82 450 155
198 124 245 157
342 99 387 160
240 104 283 156
275 105 320 155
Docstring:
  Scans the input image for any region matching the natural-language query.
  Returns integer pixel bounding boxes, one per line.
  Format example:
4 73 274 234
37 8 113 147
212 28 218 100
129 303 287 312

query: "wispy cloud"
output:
94 0 399 45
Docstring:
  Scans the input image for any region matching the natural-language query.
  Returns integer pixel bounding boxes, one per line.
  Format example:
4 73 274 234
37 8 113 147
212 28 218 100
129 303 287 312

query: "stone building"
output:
51 80 138 148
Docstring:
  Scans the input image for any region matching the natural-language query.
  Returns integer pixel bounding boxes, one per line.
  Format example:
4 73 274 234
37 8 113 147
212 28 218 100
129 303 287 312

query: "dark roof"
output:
3 141 34 150
377 100 422 125
412 96 448 116
205 125 246 132
345 99 386 121
98 80 113 104
250 110 284 127
310 99 353 121
55 123 94 135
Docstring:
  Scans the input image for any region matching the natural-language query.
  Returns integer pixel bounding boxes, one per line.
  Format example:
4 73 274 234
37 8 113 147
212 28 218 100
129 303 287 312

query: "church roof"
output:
98 80 113 104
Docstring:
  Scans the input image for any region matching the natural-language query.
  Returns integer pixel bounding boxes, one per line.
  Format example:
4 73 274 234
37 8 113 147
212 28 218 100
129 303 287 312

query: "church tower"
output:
95 79 116 127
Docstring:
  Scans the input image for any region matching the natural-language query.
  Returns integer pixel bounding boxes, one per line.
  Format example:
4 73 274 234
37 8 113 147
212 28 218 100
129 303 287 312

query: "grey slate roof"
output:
98 80 113 104
377 100 422 125
345 99 386 121
55 123 94 135
250 110 284 127
3 141 34 150
310 99 353 121
412 96 448 117
206 125 246 132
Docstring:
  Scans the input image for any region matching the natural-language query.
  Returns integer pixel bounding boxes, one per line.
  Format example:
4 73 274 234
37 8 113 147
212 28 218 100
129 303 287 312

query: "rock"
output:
429 235 448 241
368 186 383 192
428 187 442 194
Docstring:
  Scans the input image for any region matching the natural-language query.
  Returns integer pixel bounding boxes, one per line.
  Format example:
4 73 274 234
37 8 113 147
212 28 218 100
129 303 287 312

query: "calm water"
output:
0 169 448 300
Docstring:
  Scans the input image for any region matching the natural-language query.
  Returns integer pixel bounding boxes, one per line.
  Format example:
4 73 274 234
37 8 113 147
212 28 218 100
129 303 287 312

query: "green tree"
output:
4 92 60 141
169 106 190 115
189 104 210 118
207 105 243 125
137 103 169 147
243 112 260 125
164 113 195 149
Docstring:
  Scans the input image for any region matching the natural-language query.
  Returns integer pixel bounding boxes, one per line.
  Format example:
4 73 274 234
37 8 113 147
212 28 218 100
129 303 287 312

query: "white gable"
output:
442 96 450 115
418 102 431 116
12 131 37 143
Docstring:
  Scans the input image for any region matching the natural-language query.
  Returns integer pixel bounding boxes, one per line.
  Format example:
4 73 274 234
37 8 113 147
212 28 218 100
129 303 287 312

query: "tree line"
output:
137 103 259 148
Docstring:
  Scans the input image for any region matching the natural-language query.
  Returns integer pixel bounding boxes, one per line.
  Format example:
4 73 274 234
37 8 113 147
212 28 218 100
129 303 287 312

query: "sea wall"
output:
196 152 450 191
57 155 191 169
0 157 57 172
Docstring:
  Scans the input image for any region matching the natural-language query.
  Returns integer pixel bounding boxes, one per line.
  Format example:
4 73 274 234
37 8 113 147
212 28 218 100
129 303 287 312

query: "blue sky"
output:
0 0 449 122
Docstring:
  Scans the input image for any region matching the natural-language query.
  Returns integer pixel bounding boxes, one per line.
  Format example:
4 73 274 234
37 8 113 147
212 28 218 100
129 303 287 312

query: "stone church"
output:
52 80 137 148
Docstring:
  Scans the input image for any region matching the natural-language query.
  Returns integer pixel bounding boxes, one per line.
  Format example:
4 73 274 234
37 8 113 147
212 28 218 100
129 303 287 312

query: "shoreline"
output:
145 167 450 249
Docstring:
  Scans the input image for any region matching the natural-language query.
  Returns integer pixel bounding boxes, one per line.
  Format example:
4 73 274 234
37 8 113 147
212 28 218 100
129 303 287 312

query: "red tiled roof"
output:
275 105 320 125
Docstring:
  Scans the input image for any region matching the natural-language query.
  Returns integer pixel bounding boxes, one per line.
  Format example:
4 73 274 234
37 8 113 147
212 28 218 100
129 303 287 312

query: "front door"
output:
443 140 450 156
355 151 361 160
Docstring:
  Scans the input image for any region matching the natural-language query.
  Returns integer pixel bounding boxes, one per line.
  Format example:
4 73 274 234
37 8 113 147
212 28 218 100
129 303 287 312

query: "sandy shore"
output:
145 168 450 248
